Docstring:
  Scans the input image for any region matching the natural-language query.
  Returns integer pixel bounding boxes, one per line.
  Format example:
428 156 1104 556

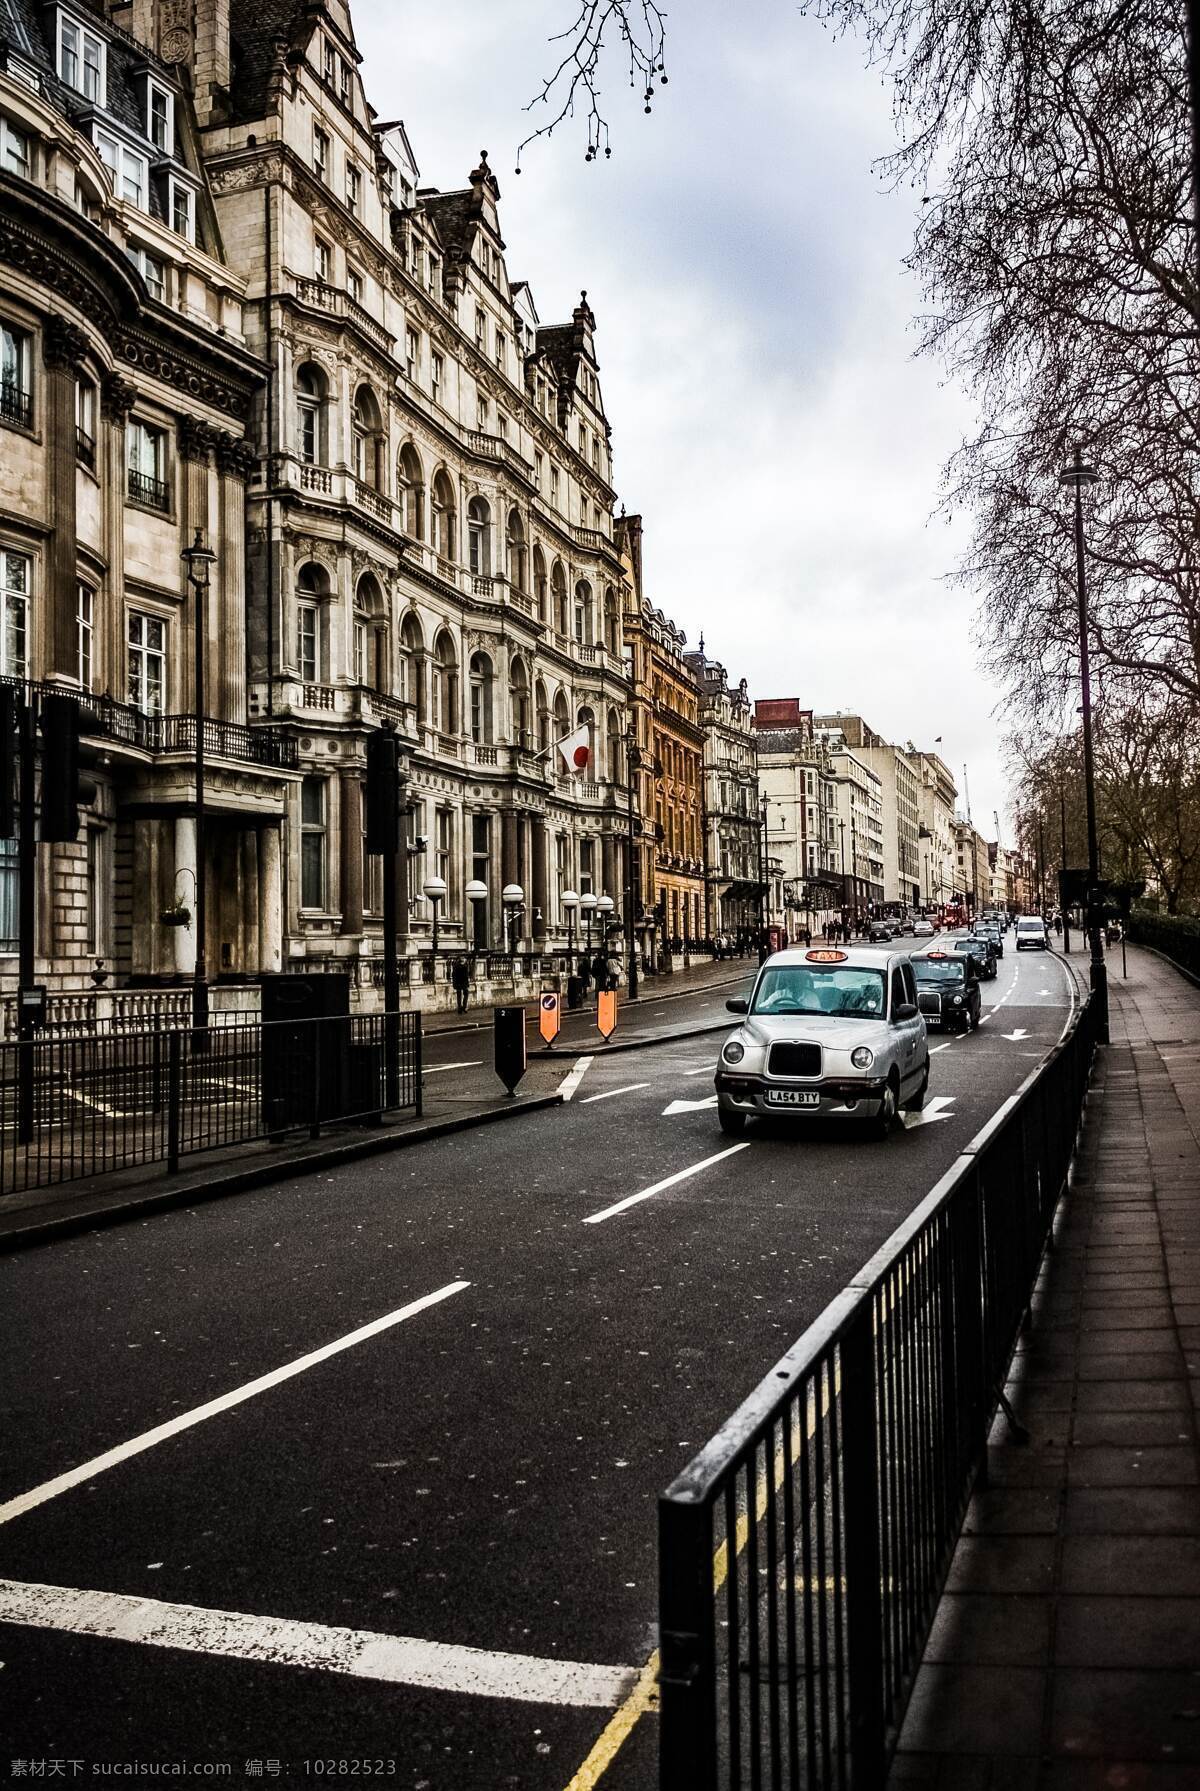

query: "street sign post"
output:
597 989 617 1041
494 1006 527 1095
539 990 560 1046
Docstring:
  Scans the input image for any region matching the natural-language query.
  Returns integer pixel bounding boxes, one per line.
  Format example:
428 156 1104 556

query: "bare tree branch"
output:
516 1 668 173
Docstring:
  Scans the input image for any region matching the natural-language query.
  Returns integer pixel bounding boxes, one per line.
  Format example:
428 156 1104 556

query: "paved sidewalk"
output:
420 952 753 1034
891 941 1200 1788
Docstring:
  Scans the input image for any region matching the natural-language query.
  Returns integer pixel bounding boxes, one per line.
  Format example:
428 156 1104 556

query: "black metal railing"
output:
127 468 170 510
0 1009 422 1199
658 991 1099 1790
0 677 299 769
0 381 32 428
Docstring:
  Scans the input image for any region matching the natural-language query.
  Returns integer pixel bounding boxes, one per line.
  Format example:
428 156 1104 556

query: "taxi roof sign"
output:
805 949 848 963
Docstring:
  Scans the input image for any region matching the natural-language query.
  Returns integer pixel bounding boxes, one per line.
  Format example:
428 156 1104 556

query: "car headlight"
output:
723 1040 745 1065
850 1046 874 1070
952 994 963 1005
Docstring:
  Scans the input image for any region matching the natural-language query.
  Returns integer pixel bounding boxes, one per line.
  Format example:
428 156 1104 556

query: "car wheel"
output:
872 1076 899 1139
718 1106 746 1137
906 1059 930 1112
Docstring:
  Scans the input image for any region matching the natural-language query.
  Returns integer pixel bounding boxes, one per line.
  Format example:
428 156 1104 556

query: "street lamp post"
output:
837 818 847 927
596 892 614 950
1059 447 1109 1040
464 878 487 958
580 890 597 959
181 531 217 1033
502 881 524 956
562 889 578 961
757 796 769 964
624 734 641 1000
1059 785 1072 954
422 874 446 960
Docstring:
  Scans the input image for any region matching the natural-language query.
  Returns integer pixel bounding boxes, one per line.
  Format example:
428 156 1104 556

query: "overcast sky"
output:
357 1 1016 840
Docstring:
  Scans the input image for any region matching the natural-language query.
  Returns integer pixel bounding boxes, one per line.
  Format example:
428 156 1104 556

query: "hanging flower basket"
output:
159 904 191 928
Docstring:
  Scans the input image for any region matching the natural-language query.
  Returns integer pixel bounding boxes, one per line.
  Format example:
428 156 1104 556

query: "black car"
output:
973 923 1004 959
948 933 997 980
912 948 982 1032
867 920 892 943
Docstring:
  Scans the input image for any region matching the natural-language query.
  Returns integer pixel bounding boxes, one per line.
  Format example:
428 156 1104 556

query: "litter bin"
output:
260 973 351 1134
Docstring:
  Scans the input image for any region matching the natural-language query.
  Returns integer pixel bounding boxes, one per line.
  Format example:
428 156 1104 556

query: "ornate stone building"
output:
0 0 291 1006
617 514 704 967
683 643 760 942
194 0 632 996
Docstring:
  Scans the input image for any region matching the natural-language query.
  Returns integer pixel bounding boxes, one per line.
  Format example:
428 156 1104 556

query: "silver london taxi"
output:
714 946 930 1139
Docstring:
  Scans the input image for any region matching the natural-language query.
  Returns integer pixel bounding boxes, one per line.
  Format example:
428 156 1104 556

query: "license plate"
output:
925 1015 942 1027
765 1089 821 1108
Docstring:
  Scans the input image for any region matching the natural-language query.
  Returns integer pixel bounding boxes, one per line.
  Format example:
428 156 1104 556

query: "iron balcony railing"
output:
0 677 299 770
1 381 32 428
658 990 1099 1790
127 468 170 511
0 1009 422 1199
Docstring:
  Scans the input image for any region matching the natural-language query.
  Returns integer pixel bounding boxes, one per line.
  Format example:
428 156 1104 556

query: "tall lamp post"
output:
181 531 216 1032
757 796 769 963
562 889 579 960
422 874 446 960
502 882 524 955
580 890 597 958
1059 447 1109 1040
624 732 641 1000
837 818 847 926
596 892 614 951
464 878 487 957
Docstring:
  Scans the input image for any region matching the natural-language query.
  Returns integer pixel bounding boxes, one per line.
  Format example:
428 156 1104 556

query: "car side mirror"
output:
894 1002 919 1022
726 996 749 1014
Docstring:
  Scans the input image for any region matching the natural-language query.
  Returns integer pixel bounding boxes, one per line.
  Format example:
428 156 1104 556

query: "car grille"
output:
768 1042 822 1078
917 991 942 1017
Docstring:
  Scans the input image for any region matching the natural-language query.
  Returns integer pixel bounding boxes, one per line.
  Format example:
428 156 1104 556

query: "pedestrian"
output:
802 926 812 949
451 956 470 1014
578 953 592 1000
593 949 609 993
1054 914 1063 937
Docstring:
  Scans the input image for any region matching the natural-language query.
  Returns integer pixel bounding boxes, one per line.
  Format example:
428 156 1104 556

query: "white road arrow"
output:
662 1095 718 1116
902 1095 956 1130
1003 1028 1030 1041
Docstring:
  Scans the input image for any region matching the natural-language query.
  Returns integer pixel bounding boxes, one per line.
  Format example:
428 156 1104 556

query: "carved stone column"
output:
100 374 136 696
42 319 89 682
258 824 283 973
339 771 363 936
215 433 256 721
178 416 216 703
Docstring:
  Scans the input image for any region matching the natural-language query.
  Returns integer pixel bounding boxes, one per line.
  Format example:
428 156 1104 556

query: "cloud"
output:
357 0 1014 833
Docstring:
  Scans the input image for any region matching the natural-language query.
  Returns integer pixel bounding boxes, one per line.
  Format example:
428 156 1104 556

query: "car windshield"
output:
1017 920 1043 932
751 965 886 1019
914 959 965 984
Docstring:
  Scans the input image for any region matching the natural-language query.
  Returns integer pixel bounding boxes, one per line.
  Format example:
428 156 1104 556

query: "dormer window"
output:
0 118 30 179
168 176 195 243
58 12 105 105
323 38 337 86
147 81 173 154
95 128 147 211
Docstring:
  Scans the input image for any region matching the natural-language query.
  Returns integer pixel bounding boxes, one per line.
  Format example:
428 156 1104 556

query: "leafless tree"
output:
516 1 668 172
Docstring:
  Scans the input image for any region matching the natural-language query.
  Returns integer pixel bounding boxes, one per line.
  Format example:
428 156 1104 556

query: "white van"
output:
1015 916 1049 951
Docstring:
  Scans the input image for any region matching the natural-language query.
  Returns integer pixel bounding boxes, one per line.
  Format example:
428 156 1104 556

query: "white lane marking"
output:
684 1065 715 1077
0 1282 470 1529
929 1042 954 1054
583 1143 750 1225
662 1095 718 1116
1050 949 1079 1045
901 1095 956 1130
1003 1029 1030 1041
0 1579 636 1710
581 1082 650 1104
422 1060 482 1077
556 1056 594 1103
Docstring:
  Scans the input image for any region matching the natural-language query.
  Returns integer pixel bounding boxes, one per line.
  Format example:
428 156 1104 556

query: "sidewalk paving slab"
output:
888 942 1200 1789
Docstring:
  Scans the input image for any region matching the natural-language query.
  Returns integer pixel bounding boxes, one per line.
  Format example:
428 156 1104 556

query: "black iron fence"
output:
658 992 1099 1790
0 1009 421 1199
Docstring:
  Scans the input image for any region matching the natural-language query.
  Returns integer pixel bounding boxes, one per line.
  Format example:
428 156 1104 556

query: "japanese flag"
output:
557 725 591 775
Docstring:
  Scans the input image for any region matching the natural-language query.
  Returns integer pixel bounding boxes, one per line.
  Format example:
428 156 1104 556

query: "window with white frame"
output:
168 177 194 243
147 80 173 153
0 117 31 178
427 253 439 295
494 328 505 369
475 308 486 348
313 124 329 181
476 394 488 432
497 411 508 440
300 777 327 909
534 450 544 489
405 327 419 380
345 161 360 215
353 616 367 685
1 324 32 429
126 420 168 510
430 351 443 405
127 610 165 712
94 128 147 209
346 266 363 304
125 244 165 300
59 12 105 103
549 465 560 507
297 601 319 682
314 236 331 284
77 580 94 687
75 377 96 468
323 37 337 85
1 551 29 678
339 56 351 103
436 807 451 891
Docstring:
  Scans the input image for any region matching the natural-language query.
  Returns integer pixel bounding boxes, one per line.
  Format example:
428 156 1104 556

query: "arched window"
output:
399 612 426 723
607 708 624 784
295 363 327 466
604 586 620 655
354 573 388 692
352 385 384 489
295 561 330 682
535 677 550 754
551 561 568 636
433 630 458 734
467 497 491 577
509 657 531 746
431 469 456 561
469 651 494 744
577 704 596 769
505 509 527 591
553 688 570 749
396 443 425 540
574 580 593 645
532 545 548 623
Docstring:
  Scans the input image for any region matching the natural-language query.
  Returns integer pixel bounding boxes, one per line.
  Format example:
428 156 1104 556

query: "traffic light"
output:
0 685 16 839
39 694 99 842
364 726 400 854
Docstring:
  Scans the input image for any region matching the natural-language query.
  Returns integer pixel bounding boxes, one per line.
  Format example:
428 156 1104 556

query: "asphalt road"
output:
0 942 1080 1789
